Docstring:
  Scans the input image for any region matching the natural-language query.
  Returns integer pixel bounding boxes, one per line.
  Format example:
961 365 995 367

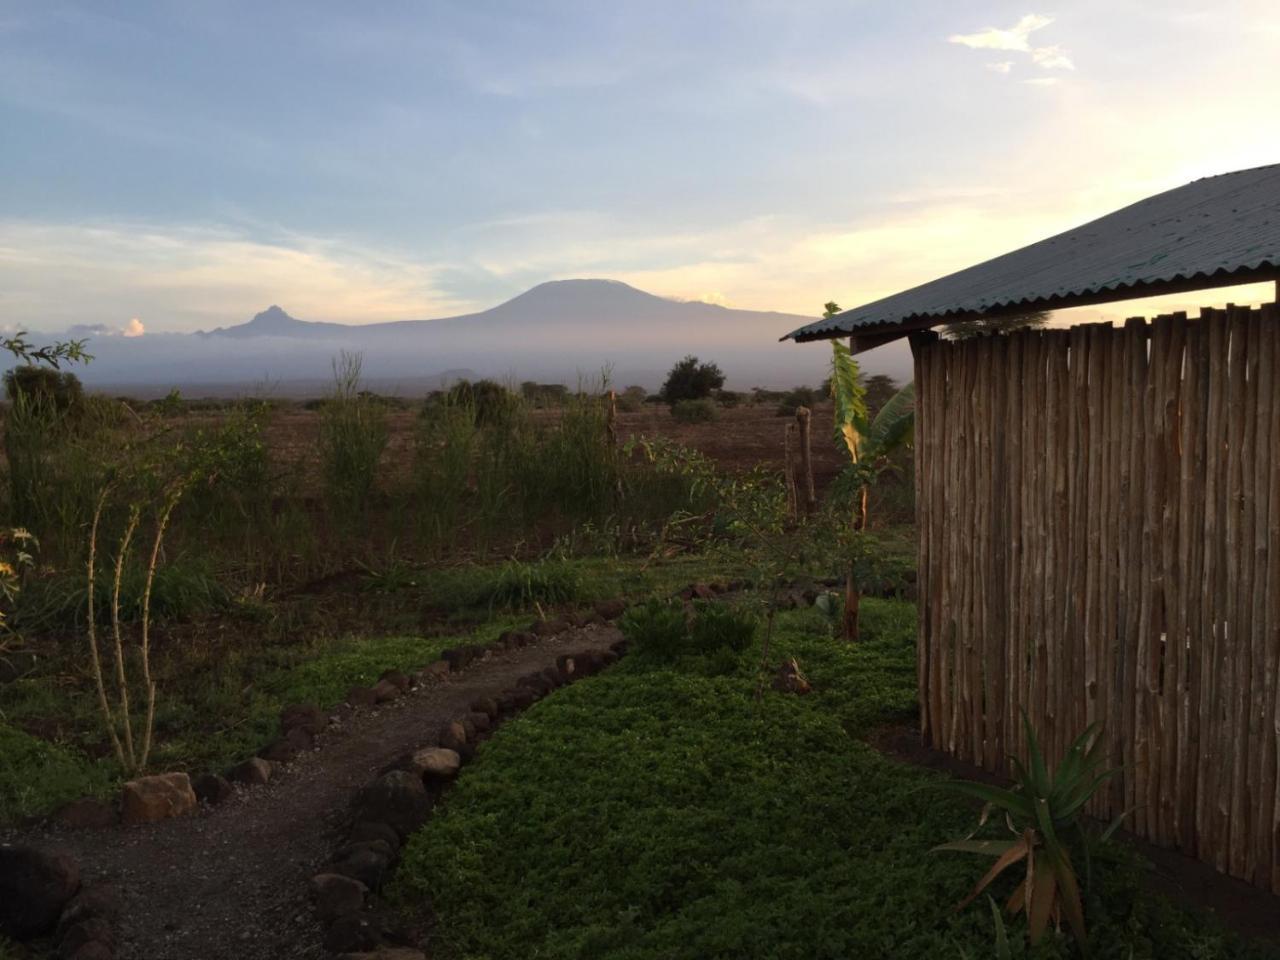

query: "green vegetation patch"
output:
391 599 1277 960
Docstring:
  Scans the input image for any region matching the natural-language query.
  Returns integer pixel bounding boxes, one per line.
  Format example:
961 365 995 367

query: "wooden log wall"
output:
911 304 1280 891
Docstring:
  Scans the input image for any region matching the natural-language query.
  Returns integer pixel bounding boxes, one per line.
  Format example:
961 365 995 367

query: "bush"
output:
620 599 688 659
660 356 725 404
671 399 717 423
615 385 648 413
716 389 741 408
447 379 517 426
3 366 84 415
776 386 818 417
483 558 583 610
622 599 756 661
689 601 757 654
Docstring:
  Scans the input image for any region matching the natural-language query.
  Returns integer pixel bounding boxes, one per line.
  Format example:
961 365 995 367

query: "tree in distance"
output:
660 355 725 405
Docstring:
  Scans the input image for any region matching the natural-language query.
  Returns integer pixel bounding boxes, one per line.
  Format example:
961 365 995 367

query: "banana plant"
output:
829 335 915 640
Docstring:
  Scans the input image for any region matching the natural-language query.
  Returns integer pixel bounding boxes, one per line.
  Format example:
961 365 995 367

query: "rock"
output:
280 702 326 736
407 747 461 781
352 771 431 839
772 658 812 695
346 685 379 708
259 724 313 763
192 773 233 806
57 916 113 957
327 846 390 890
371 679 401 704
226 757 273 786
421 659 450 680
325 913 383 953
457 715 478 741
438 721 468 753
506 687 536 710
466 711 491 734
378 669 411 692
464 643 488 663
0 844 80 938
610 638 629 656
469 696 499 719
594 598 627 620
53 798 117 829
57 883 123 932
512 630 537 647
517 672 550 697
66 943 113 960
311 872 368 920
540 666 562 688
440 647 471 672
555 654 578 681
347 821 401 852
531 618 569 636
120 772 197 826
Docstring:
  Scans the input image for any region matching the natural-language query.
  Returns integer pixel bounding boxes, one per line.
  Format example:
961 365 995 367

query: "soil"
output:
872 724 1280 946
3 624 623 960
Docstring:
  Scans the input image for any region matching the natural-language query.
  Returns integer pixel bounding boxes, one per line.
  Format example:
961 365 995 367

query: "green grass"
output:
0 617 522 824
390 599 1280 960
0 723 118 822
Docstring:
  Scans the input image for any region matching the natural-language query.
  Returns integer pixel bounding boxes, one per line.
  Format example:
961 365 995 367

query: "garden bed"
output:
388 598 1280 959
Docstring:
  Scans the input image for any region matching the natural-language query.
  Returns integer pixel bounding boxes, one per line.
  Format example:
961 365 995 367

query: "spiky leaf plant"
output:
934 715 1127 954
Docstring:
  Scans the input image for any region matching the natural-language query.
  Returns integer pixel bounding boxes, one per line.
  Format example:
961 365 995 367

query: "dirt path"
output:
5 624 623 960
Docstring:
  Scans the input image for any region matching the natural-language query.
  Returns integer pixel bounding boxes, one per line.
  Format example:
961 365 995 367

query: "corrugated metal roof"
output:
784 162 1280 343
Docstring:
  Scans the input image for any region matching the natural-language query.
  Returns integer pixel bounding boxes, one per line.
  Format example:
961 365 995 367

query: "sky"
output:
1 0 1278 336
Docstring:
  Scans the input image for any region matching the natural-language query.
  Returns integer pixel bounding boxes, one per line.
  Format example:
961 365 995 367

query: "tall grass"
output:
412 394 479 549
318 352 389 519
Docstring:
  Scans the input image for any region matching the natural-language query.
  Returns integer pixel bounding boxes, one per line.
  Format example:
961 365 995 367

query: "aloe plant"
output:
935 715 1127 953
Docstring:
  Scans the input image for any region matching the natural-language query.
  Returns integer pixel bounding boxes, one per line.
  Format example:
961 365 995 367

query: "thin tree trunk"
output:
843 484 870 641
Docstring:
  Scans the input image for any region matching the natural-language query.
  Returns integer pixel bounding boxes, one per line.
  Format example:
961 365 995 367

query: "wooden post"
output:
795 406 817 515
783 422 799 521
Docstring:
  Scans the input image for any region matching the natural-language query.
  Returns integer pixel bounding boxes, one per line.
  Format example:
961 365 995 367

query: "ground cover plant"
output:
391 597 1280 960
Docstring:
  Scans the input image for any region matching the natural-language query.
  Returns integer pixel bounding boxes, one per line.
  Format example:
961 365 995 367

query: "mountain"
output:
56 279 913 394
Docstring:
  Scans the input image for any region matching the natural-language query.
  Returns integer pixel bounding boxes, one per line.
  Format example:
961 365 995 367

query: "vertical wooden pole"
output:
795 406 817 516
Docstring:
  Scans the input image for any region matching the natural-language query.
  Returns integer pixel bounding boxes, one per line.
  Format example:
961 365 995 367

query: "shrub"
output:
483 558 583 610
689 600 757 654
446 379 517 426
776 386 817 417
3 365 84 415
660 355 725 404
671 398 717 423
620 598 688 659
715 389 741 408
615 385 648 413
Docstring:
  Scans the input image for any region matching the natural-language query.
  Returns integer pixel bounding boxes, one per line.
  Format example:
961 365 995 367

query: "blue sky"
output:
1 0 1277 334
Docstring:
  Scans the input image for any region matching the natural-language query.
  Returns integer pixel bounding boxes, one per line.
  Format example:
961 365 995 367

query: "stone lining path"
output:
3 624 623 960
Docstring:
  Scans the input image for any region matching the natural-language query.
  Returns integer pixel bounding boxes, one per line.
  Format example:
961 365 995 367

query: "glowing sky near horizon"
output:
1 1 1278 336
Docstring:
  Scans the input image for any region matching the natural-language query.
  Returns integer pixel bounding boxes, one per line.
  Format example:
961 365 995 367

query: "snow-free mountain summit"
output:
68 280 913 393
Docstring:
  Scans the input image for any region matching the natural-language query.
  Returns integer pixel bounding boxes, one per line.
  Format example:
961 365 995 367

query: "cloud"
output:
0 220 476 332
949 14 1073 75
949 14 1053 52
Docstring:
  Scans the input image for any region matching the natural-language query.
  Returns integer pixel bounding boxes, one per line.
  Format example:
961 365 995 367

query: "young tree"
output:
660 355 725 404
829 338 915 641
